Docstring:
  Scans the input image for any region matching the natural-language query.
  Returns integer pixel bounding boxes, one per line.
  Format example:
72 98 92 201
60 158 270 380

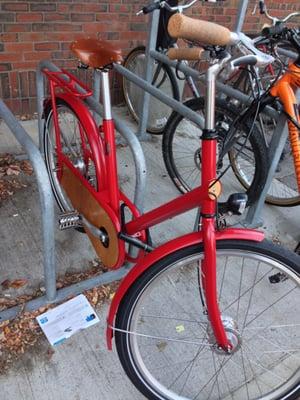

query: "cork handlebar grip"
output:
167 47 204 61
168 14 232 47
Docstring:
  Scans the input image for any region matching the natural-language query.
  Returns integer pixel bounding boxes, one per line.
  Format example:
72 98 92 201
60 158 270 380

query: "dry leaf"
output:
20 160 33 175
6 166 20 176
1 279 28 290
1 280 11 290
10 279 28 289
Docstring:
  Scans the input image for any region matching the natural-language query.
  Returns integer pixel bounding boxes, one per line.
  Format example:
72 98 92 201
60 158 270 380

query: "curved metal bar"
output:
0 99 56 302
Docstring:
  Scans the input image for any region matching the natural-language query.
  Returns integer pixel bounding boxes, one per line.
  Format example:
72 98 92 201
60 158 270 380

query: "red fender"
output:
45 93 107 189
106 228 264 349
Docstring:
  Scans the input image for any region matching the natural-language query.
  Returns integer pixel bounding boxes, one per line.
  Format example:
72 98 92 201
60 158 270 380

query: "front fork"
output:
199 138 231 352
200 56 232 352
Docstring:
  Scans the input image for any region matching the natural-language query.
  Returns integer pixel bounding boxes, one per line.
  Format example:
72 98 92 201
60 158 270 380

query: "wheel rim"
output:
256 114 300 206
124 249 299 400
45 105 97 211
124 51 176 133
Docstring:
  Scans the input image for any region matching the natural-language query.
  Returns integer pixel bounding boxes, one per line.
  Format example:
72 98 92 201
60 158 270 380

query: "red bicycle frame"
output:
44 62 264 353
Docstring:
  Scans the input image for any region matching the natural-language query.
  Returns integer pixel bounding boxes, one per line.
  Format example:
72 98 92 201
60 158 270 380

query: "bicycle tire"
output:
223 64 300 206
162 97 268 207
44 98 102 212
115 239 300 400
122 46 180 134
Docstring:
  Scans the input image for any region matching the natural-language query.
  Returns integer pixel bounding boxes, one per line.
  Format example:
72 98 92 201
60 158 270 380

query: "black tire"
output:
123 46 180 134
225 68 300 207
252 109 300 207
115 239 300 400
43 98 99 213
162 97 269 207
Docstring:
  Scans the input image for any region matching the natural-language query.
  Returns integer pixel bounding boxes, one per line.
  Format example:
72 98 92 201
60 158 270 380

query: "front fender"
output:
106 228 264 349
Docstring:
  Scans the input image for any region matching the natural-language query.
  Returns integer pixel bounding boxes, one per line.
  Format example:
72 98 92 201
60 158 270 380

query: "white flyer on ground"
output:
36 294 99 346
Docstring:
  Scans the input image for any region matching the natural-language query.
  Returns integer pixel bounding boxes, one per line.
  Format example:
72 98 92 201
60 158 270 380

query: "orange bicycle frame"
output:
270 62 300 192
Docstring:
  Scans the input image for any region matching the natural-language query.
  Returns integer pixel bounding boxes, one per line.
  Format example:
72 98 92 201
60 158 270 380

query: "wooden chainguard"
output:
60 165 123 269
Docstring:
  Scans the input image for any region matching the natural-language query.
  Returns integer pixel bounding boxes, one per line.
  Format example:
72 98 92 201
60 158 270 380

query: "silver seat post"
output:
205 56 231 130
100 70 112 120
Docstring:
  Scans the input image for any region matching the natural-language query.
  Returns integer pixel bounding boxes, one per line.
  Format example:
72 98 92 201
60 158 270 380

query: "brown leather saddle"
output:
70 38 123 69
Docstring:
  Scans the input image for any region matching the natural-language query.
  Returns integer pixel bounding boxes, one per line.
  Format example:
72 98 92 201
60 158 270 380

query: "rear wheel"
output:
44 99 100 212
115 239 300 400
123 46 180 134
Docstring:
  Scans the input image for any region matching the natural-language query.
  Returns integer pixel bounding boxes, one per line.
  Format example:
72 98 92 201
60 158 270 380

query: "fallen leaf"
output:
1 279 28 289
6 166 20 176
46 348 55 360
20 160 33 175
1 280 11 290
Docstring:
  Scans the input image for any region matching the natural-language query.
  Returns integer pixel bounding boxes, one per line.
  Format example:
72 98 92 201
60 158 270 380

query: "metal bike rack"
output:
0 100 56 321
134 0 299 228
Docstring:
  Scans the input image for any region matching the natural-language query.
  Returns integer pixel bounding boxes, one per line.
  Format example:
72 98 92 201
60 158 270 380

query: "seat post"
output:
100 69 112 120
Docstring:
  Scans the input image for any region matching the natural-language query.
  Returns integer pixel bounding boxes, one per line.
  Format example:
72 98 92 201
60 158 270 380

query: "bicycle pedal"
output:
59 211 82 230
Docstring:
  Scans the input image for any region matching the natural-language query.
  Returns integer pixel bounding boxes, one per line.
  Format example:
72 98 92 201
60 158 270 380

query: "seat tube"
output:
100 70 119 213
200 61 230 350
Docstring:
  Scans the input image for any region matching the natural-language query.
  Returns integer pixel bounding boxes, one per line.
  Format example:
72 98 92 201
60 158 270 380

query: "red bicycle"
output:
42 15 300 400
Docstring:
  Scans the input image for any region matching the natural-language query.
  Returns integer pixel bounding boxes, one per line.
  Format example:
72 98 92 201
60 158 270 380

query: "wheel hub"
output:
74 158 86 175
206 315 242 355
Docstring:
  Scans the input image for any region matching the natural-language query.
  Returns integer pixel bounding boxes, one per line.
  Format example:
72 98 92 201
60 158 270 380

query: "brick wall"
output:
0 0 299 117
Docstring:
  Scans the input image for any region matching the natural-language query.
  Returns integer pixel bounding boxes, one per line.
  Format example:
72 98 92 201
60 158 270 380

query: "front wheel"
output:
115 239 300 400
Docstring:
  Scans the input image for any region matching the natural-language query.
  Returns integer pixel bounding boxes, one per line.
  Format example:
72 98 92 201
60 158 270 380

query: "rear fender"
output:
44 93 107 189
106 228 264 349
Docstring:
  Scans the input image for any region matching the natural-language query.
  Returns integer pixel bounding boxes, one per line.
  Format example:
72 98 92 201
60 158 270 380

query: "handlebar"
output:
137 0 225 16
253 0 300 26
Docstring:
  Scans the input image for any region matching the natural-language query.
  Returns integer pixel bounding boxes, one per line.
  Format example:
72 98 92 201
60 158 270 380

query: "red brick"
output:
34 42 59 51
0 63 12 72
44 13 70 22
16 13 43 23
20 32 46 42
24 51 52 61
0 0 299 117
0 13 15 22
0 73 10 98
0 33 18 42
30 4 56 12
70 14 95 22
4 23 31 33
12 61 37 70
2 3 28 12
32 23 81 32
28 71 36 97
19 71 29 97
51 51 73 60
5 43 33 52
0 52 23 62
9 71 19 98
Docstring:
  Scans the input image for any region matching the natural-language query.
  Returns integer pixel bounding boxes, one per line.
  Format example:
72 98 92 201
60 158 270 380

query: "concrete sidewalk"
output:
0 113 299 400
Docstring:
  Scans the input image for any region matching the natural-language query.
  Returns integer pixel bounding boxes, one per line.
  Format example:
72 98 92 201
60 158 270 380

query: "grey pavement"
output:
0 109 299 399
